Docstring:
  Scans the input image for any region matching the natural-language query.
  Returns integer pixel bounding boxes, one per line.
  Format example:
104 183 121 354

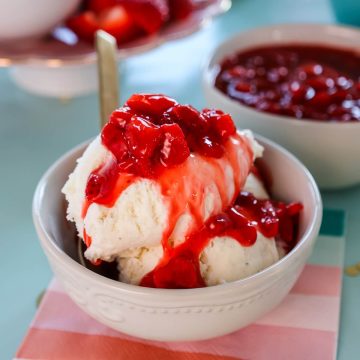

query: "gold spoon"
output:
96 30 120 128
77 30 120 276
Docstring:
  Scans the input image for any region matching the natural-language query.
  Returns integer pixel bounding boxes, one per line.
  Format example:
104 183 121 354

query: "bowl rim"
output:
203 22 360 128
33 134 322 297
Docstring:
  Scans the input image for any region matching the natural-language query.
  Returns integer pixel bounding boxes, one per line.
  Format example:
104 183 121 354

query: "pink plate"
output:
0 0 231 67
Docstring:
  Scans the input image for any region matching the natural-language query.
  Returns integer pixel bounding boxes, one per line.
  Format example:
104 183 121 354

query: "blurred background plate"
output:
0 0 231 67
1 0 231 97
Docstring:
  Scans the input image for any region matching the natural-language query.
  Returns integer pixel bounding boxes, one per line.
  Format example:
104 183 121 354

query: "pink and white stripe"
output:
16 261 342 360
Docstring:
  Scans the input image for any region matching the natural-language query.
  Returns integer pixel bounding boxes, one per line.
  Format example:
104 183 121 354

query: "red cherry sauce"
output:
81 94 302 288
215 45 360 121
141 192 302 289
82 93 245 249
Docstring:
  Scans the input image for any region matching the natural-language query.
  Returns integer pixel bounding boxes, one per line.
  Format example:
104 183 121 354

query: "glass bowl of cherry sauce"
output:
204 24 360 189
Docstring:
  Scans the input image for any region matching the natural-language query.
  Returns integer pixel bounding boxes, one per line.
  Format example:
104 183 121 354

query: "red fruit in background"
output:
126 94 177 118
120 0 169 34
169 0 194 20
67 11 99 42
88 0 118 13
67 3 138 43
98 5 138 42
159 123 190 167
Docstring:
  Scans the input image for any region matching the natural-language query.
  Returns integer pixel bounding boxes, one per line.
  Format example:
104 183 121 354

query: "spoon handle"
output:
96 30 120 129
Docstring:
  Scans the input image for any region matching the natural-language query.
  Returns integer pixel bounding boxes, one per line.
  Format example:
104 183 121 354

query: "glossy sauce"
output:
215 45 360 121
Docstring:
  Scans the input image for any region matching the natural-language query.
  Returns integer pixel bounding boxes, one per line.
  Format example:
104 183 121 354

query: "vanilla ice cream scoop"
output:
117 172 280 287
62 130 259 263
63 94 301 289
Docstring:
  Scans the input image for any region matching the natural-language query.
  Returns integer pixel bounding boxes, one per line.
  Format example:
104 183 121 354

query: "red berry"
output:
98 5 138 43
67 11 99 42
85 160 118 203
299 63 323 77
67 4 138 44
101 122 129 162
259 216 279 238
235 82 251 92
226 226 257 247
124 116 162 159
165 104 207 133
126 94 177 118
153 254 200 289
85 173 104 200
120 0 169 34
109 107 133 128
228 66 247 78
88 0 118 13
228 206 250 227
279 216 294 243
329 89 349 104
308 91 331 109
307 77 332 91
159 123 190 167
207 213 233 235
169 0 194 20
202 109 236 140
195 135 224 158
286 203 303 216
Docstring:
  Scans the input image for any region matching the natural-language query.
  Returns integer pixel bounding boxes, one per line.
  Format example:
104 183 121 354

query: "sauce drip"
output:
140 191 302 289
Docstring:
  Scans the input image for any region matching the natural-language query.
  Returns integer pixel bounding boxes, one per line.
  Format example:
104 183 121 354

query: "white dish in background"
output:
33 135 322 341
0 0 231 97
0 0 81 41
203 24 360 189
10 63 99 98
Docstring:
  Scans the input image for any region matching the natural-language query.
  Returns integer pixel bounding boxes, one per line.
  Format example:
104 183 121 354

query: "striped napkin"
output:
16 209 345 360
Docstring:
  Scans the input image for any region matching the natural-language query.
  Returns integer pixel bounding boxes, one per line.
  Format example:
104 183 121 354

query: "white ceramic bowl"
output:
203 24 360 189
0 0 81 41
33 135 322 341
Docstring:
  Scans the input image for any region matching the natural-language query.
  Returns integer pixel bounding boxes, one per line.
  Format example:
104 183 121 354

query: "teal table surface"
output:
1 0 359 359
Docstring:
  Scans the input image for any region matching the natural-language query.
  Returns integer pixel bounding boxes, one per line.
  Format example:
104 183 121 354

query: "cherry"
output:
159 123 190 167
109 107 133 128
85 159 118 203
101 122 128 162
126 93 177 118
226 226 257 247
207 213 233 234
98 94 238 181
85 173 104 200
169 0 194 20
165 104 207 133
120 0 169 34
124 115 162 159
195 135 224 158
202 109 236 140
151 254 201 289
235 82 251 92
